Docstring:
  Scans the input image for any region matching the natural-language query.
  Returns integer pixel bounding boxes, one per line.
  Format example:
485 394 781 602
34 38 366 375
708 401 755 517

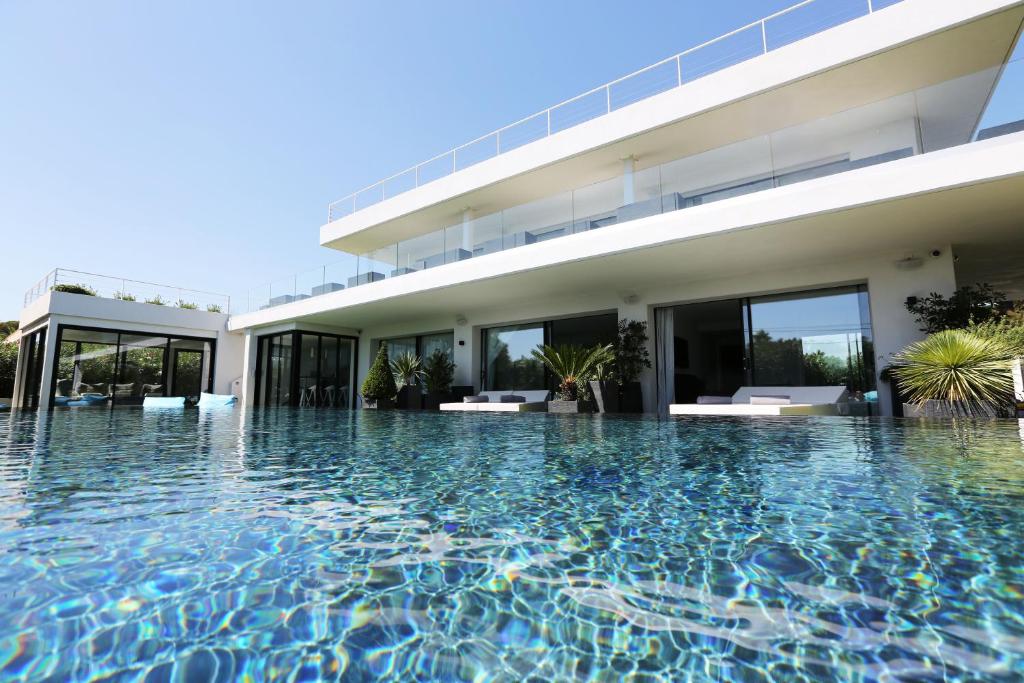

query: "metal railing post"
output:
606 86 611 113
546 110 551 135
761 20 768 53
676 55 682 86
867 0 873 12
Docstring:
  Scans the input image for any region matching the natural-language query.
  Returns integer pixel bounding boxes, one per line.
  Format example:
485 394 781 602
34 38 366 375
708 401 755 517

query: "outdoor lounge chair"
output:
669 386 849 416
440 390 550 413
143 396 186 408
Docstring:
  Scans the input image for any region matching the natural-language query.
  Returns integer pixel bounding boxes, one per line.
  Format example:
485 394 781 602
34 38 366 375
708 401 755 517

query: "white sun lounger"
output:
440 390 550 412
670 386 849 416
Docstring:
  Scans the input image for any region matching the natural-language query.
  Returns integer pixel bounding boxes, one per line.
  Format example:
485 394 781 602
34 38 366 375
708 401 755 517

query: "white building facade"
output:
11 0 1024 416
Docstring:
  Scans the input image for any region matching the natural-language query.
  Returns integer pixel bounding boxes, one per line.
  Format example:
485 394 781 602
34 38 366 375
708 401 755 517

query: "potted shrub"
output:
531 343 614 413
589 362 619 414
422 348 456 410
892 329 1015 417
391 351 423 410
52 283 96 296
614 319 651 413
361 342 397 409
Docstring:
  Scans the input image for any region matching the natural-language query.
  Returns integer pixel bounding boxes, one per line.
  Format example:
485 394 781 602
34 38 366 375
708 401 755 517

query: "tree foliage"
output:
613 319 651 384
361 342 397 401
390 351 422 387
906 284 1007 333
422 348 455 393
531 343 614 401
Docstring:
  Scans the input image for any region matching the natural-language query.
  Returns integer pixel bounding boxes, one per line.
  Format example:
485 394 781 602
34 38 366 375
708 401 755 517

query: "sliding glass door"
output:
657 285 877 411
50 326 215 408
255 331 356 408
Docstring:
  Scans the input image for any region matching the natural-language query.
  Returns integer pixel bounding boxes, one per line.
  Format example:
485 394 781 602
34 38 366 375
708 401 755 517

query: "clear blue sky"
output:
3 1 1020 322
0 0 802 320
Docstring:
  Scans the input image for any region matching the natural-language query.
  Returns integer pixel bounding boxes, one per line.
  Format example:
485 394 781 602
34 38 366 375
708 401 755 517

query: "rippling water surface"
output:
1 409 1024 681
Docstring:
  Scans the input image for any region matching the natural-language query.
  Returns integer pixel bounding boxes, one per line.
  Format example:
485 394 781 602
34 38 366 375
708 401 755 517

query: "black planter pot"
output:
423 391 453 411
362 397 394 409
397 386 423 410
619 381 643 413
547 399 592 414
590 380 619 414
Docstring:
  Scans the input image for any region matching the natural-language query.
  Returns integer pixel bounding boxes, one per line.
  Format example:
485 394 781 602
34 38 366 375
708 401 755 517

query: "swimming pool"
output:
1 409 1022 681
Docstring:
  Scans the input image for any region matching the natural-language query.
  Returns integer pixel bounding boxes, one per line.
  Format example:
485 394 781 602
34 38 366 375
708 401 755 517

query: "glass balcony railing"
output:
25 268 232 313
327 0 907 222
248 51 1024 313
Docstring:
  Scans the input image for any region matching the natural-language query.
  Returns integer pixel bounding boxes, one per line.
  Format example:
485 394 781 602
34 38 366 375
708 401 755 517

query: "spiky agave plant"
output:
390 351 423 387
531 343 615 401
892 329 1014 415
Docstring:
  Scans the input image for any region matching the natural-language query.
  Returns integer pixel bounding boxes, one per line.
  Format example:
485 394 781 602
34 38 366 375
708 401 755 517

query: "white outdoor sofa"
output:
670 386 849 416
440 390 550 413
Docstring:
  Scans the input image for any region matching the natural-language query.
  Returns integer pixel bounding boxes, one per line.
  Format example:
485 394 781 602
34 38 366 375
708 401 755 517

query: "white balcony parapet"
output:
326 0 904 222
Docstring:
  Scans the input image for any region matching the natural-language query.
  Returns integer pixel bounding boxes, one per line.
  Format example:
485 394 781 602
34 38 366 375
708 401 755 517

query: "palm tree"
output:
892 329 1014 416
390 351 423 387
530 344 615 401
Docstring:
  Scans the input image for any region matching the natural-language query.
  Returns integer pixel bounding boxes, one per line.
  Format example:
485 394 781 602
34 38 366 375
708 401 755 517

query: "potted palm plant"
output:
391 351 423 409
531 343 614 413
422 348 456 410
893 329 1014 417
361 342 397 409
614 319 651 413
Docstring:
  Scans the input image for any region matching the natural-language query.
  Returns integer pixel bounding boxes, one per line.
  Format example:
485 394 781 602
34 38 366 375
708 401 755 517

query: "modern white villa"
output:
9 0 1024 416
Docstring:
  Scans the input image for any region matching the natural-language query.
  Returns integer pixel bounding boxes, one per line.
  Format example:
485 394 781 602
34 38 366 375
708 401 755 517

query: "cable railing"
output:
24 268 231 313
327 0 905 222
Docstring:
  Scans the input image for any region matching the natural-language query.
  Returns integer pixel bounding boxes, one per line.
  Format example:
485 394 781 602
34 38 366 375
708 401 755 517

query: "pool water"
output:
1 409 1023 681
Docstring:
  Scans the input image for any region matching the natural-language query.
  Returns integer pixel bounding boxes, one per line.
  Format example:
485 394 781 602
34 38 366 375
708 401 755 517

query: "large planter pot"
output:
397 386 423 410
547 400 592 414
590 380 619 414
362 397 394 410
903 400 1001 418
423 391 453 411
619 382 643 413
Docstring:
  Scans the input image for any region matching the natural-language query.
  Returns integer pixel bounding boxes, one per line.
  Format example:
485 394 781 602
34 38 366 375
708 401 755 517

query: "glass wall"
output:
481 313 618 391
255 331 356 408
50 326 215 408
17 327 47 409
745 287 875 396
659 285 876 412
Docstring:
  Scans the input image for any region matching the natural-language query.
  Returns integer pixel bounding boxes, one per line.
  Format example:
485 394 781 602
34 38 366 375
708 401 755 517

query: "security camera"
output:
929 249 942 258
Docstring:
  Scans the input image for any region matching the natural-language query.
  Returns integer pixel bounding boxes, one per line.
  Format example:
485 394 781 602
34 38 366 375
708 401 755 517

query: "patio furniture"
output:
311 282 345 296
670 386 849 416
114 383 135 399
299 384 318 407
440 390 550 413
321 385 336 407
198 392 237 407
348 272 384 287
143 396 186 408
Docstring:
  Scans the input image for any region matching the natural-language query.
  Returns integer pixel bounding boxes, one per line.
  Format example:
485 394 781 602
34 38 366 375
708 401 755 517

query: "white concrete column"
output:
36 323 59 409
453 316 474 389
10 335 29 408
460 209 474 253
617 296 656 413
240 330 258 407
622 157 636 206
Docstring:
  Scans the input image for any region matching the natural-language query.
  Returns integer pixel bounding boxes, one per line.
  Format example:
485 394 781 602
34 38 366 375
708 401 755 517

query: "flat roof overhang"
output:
320 0 1024 254
231 133 1024 332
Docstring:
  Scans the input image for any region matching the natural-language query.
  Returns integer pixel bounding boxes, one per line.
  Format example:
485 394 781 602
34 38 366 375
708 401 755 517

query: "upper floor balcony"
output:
319 0 1024 255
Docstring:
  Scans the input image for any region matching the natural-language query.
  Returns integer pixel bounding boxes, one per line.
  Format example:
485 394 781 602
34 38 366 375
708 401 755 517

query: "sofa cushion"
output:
500 395 526 403
463 395 489 403
749 395 791 405
696 395 732 405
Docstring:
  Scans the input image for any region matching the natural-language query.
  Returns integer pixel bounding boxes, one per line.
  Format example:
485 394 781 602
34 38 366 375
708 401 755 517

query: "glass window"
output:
169 338 212 401
298 334 320 406
746 286 875 397
483 324 545 391
266 334 294 406
549 313 617 348
382 337 416 361
337 339 355 409
54 329 118 406
19 327 48 409
420 332 453 360
116 335 167 403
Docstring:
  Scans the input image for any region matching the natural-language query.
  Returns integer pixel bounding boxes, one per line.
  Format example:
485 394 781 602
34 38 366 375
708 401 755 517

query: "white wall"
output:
339 249 955 415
